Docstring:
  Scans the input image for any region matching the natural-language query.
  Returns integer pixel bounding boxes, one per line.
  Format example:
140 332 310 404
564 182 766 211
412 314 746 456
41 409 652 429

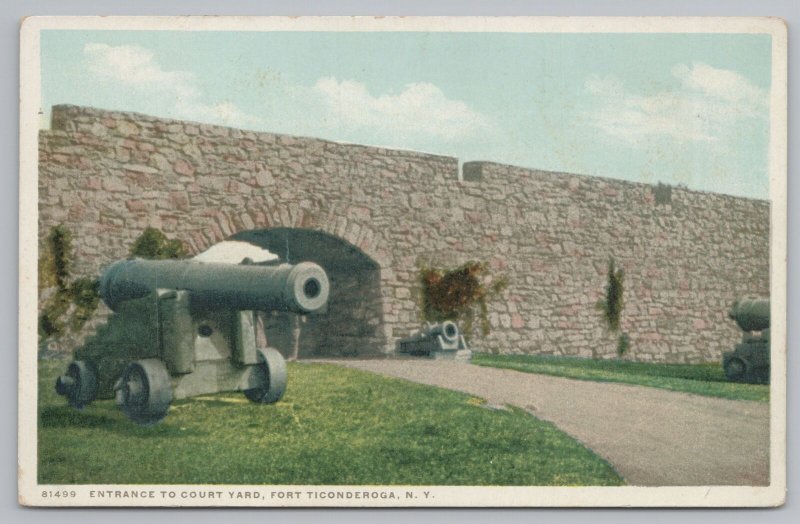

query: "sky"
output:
40 30 772 198
193 240 277 264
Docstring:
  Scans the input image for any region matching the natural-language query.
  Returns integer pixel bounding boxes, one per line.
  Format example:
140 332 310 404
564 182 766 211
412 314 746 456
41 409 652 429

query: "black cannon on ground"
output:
55 257 329 425
723 298 770 384
397 321 471 360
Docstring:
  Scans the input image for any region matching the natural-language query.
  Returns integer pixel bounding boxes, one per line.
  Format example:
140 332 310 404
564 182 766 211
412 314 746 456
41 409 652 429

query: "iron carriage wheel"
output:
115 359 173 426
55 360 98 409
244 347 288 404
723 357 747 382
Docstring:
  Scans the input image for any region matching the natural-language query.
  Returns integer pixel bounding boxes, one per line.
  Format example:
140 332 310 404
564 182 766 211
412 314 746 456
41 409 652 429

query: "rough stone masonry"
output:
38 105 769 363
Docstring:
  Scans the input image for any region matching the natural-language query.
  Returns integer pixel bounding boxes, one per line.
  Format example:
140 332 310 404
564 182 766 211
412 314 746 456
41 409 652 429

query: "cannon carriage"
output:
55 257 329 425
723 298 770 384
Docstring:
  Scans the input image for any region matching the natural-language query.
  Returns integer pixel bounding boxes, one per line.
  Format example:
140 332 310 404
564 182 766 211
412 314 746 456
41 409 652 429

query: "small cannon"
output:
723 298 769 384
55 258 329 425
397 321 471 360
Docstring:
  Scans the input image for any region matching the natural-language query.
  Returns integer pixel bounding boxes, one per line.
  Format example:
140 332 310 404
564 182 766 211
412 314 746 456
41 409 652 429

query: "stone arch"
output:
229 227 386 358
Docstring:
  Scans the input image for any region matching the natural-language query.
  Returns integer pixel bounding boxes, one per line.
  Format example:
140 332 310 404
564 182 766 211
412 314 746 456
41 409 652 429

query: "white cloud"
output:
187 101 262 128
584 62 768 143
82 43 489 145
671 62 766 110
83 43 261 128
311 77 492 142
84 43 198 99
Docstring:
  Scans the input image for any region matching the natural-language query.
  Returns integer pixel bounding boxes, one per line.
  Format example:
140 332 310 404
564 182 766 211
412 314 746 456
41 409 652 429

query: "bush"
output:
419 261 508 338
130 227 186 259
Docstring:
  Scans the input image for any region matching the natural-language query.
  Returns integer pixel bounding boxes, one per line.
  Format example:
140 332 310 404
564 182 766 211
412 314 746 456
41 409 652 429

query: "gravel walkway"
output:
311 358 769 486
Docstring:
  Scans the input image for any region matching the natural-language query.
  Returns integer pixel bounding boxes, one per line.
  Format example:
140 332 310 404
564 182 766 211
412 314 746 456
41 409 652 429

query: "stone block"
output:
102 177 127 192
111 120 138 136
173 159 196 176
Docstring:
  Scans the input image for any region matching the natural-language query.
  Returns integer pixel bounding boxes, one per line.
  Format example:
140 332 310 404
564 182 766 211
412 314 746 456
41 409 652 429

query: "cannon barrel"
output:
99 258 329 314
729 298 769 332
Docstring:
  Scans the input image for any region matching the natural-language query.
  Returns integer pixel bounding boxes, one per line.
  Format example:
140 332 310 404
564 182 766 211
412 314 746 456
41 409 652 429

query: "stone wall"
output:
38 105 770 363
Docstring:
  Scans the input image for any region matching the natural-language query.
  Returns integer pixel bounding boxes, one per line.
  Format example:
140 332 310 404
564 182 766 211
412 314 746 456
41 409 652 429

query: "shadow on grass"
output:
184 398 248 409
39 405 208 438
39 406 117 429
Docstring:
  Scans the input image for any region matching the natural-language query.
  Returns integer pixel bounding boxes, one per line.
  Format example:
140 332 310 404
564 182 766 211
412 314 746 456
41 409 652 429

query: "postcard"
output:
18 16 787 507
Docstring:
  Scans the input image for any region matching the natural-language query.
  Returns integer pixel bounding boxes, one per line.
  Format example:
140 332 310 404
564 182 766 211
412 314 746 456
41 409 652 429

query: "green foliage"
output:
67 278 101 332
37 360 623 486
130 227 186 259
40 226 186 341
39 292 71 338
49 225 73 290
472 354 769 402
616 333 630 357
418 261 508 338
597 258 624 333
38 225 73 291
38 225 100 339
39 279 101 338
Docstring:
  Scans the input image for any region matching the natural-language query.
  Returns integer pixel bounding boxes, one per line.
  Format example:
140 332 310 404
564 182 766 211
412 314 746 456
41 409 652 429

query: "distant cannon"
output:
55 258 329 425
397 321 471 360
723 298 769 384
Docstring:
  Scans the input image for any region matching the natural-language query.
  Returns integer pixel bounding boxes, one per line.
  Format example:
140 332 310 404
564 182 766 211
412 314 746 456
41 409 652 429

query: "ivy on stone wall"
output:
616 332 630 357
39 225 100 339
597 257 624 333
49 225 72 289
596 257 630 358
418 261 508 338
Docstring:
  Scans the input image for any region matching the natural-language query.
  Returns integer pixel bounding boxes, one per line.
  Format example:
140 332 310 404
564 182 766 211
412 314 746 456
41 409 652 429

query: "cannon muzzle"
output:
728 298 769 332
99 258 329 314
425 320 460 344
397 321 470 359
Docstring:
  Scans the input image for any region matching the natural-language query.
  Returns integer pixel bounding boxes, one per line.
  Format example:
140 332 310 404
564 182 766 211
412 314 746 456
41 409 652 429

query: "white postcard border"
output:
18 15 788 508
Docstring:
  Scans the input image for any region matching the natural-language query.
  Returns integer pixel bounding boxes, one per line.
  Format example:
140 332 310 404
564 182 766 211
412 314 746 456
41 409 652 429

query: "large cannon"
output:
723 298 770 384
55 258 330 425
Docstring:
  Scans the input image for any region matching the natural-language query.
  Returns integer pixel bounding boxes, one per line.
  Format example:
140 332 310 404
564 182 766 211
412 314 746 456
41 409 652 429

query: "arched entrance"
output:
229 228 385 358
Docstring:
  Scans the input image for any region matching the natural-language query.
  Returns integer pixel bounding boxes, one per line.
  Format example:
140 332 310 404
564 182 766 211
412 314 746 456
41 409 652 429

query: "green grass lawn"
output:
38 358 623 486
472 354 769 402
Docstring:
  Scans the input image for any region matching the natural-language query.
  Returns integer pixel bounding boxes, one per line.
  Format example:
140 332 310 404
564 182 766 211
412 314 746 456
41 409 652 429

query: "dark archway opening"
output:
229 228 384 358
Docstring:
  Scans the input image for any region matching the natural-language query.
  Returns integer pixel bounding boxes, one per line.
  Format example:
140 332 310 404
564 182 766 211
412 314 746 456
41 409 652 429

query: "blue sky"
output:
40 30 772 198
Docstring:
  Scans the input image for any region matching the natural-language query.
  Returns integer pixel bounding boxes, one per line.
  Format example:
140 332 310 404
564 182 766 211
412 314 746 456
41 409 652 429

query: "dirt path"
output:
311 359 769 486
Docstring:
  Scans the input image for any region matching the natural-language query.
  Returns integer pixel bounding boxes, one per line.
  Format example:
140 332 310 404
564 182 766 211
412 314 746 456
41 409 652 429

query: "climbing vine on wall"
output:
596 257 629 357
597 258 624 332
616 332 630 357
38 225 100 339
418 261 508 338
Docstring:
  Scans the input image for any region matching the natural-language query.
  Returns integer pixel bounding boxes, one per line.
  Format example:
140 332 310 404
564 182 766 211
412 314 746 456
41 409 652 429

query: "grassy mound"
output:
38 359 622 486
